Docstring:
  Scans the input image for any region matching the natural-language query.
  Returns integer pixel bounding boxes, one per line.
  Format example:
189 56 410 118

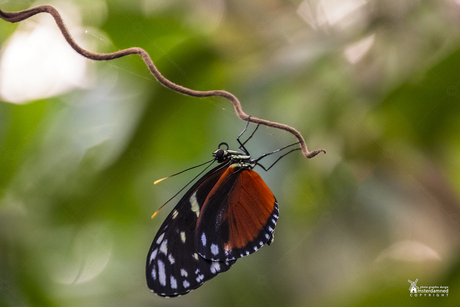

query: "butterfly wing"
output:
195 166 278 261
146 162 236 297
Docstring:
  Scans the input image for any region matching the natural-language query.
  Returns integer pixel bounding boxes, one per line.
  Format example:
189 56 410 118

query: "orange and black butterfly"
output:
146 121 299 297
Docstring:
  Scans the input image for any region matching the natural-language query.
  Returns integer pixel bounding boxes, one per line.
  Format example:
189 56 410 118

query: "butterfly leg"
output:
237 116 260 154
255 142 301 171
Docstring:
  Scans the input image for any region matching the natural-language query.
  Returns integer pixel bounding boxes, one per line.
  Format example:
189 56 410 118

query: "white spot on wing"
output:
149 249 158 264
183 280 190 288
190 192 200 217
211 243 219 255
151 266 156 280
201 233 207 247
180 231 186 243
193 253 199 261
170 276 177 289
210 261 221 274
168 254 175 264
160 240 168 255
156 232 165 244
172 209 179 219
158 260 166 286
180 269 188 277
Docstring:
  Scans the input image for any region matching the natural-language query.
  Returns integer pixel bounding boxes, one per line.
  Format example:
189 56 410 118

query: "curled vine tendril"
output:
0 5 325 158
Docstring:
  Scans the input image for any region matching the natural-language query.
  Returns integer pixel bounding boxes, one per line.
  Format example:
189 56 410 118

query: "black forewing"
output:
146 161 236 297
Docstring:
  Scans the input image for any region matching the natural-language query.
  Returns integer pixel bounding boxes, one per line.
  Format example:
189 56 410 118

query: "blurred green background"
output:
1 0 460 306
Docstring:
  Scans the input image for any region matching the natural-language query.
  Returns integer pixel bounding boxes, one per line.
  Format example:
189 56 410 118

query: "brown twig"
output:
0 5 325 158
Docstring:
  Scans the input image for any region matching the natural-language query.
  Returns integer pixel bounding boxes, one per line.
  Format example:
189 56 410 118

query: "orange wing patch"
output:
225 169 275 250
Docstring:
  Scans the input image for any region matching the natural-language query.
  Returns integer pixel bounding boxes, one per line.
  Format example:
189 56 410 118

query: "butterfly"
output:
146 121 299 297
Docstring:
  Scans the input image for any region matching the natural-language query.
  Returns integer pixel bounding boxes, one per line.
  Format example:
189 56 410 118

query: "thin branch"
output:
0 5 326 158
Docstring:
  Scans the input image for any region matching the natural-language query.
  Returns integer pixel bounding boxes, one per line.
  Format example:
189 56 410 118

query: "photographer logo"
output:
408 278 449 297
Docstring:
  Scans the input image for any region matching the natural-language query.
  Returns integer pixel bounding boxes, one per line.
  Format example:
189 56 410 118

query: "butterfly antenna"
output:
151 159 216 218
153 159 215 185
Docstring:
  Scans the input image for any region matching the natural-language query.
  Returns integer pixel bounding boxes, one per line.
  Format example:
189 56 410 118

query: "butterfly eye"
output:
213 149 226 162
214 143 229 162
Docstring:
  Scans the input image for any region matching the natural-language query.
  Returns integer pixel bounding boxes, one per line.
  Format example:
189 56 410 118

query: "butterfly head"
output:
213 142 252 165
